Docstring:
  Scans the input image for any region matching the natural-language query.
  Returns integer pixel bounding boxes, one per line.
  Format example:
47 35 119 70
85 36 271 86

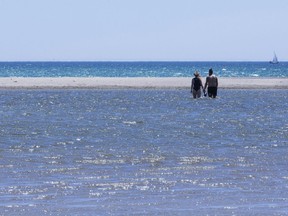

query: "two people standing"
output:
191 68 218 98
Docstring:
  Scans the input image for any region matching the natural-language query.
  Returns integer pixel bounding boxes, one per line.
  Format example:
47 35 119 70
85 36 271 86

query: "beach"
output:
0 77 287 89
1 62 288 216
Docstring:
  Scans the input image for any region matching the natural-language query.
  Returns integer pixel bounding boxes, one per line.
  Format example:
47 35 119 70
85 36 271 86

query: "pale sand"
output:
0 77 287 89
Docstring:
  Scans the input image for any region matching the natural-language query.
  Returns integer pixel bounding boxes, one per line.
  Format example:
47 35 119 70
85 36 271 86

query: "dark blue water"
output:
1 89 288 215
0 61 287 77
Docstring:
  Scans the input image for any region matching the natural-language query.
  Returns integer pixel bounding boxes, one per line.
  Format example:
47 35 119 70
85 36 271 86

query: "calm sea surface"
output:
0 61 287 77
1 89 288 215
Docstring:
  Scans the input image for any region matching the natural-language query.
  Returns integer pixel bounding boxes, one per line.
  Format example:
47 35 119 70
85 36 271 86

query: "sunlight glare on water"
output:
0 89 288 215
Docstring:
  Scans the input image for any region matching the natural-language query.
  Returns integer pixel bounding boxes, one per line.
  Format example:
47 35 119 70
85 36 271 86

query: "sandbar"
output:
0 77 287 89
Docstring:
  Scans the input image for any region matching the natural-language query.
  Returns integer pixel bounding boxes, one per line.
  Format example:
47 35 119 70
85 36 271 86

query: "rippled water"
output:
0 61 288 77
1 89 288 215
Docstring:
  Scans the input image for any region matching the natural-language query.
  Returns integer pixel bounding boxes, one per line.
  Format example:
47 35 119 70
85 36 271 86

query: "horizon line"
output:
0 60 287 63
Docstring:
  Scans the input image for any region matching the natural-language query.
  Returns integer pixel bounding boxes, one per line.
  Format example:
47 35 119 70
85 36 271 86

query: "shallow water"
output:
0 89 288 215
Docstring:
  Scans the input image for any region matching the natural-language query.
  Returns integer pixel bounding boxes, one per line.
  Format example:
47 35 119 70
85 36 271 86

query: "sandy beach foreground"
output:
0 77 287 89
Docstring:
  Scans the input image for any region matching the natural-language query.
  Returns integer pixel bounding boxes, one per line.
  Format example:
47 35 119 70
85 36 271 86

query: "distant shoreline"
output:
0 77 287 89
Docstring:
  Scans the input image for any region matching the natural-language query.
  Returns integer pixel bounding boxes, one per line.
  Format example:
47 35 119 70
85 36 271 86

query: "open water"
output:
1 89 288 215
0 61 287 77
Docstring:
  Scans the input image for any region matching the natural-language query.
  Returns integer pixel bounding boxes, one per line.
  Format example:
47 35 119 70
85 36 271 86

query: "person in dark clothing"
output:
191 71 204 98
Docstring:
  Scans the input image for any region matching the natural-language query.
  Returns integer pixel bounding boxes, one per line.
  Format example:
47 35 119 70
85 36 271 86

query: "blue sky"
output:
0 0 287 61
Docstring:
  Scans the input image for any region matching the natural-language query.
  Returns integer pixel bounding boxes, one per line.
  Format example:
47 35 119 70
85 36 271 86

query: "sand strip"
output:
0 77 287 89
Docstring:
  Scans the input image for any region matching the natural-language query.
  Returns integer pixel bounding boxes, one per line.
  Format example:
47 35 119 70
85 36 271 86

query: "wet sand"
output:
0 77 287 89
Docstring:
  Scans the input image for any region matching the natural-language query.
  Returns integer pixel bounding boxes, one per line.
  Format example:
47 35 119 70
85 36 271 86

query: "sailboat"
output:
269 52 279 64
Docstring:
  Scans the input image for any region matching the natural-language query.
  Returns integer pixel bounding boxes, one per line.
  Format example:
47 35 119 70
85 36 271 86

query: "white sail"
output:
270 52 279 64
